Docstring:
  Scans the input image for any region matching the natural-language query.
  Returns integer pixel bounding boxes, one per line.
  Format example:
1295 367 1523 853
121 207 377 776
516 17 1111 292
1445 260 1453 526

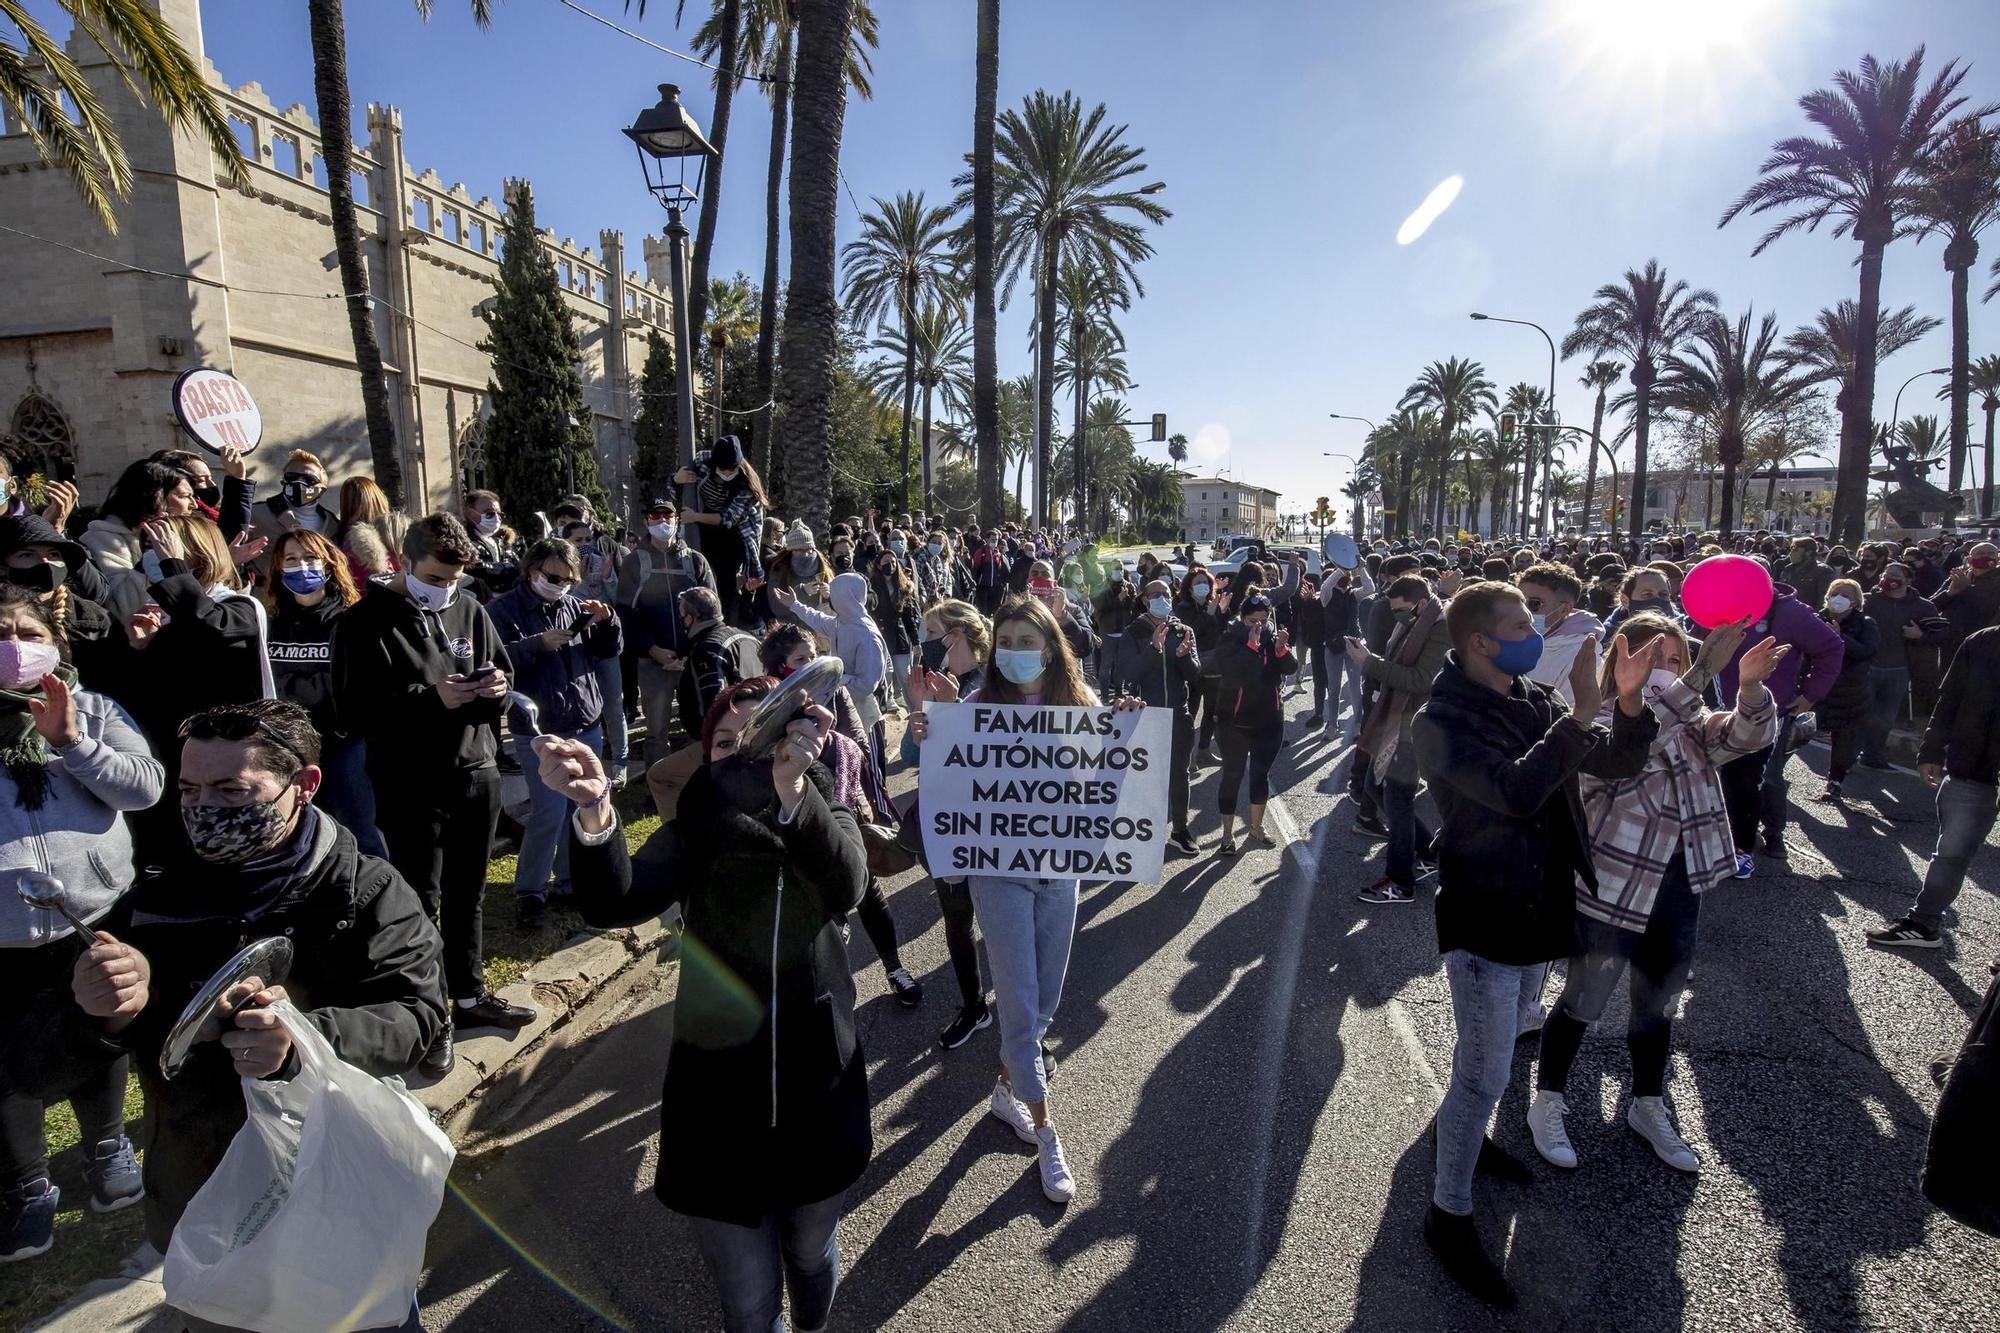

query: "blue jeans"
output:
1911 777 1999 929
511 722 602 901
593 653 628 766
1434 949 1543 1216
318 733 387 859
968 875 1079 1104
683 1191 846 1333
1859 665 1909 763
1365 768 1432 889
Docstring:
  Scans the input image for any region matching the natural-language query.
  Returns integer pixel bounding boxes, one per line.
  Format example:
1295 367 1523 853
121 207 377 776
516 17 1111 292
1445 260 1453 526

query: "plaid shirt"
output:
1577 677 1776 931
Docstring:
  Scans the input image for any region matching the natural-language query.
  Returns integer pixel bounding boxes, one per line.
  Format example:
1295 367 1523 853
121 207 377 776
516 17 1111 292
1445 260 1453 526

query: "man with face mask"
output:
1517 564 1602 708
1101 578 1202 855
1778 536 1832 611
332 513 530 1076
1937 540 2000 669
58 700 445 1303
618 502 717 768
460 490 519 601
1411 581 1658 1308
257 448 337 539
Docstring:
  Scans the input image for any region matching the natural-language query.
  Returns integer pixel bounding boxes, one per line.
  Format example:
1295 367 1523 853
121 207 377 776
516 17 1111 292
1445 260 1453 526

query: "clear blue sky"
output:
44 0 2000 510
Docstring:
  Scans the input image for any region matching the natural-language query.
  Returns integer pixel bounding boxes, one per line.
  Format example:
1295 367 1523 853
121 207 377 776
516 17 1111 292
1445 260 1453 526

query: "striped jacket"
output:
1577 676 1776 931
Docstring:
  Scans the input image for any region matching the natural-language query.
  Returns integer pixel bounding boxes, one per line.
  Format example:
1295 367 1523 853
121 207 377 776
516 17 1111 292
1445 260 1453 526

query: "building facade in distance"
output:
1178 476 1283 543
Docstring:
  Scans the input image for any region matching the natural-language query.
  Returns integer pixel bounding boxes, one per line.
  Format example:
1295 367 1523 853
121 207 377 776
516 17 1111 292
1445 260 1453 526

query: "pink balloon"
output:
1680 555 1775 630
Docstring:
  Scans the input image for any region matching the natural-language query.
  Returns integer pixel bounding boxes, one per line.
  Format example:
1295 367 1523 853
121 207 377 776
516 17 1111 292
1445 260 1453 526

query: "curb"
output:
27 913 676 1333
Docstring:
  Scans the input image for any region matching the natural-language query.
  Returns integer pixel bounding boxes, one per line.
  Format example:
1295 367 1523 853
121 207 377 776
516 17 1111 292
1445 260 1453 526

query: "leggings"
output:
1192 678 1220 750
933 877 985 1009
2 941 131 1190
1217 719 1283 816
854 877 904 974
704 531 746 626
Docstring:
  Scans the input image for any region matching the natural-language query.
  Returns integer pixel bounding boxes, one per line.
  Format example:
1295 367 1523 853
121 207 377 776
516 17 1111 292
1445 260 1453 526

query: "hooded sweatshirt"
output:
1524 606 1605 706
789 572 889 727
330 577 512 774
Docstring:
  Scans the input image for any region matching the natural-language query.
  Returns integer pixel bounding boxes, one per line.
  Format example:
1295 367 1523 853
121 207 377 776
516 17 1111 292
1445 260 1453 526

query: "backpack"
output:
720 629 763 685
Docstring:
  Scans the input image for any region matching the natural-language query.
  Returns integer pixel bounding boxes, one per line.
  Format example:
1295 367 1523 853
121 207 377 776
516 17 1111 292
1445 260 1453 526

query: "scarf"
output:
0 663 81 811
1358 600 1442 783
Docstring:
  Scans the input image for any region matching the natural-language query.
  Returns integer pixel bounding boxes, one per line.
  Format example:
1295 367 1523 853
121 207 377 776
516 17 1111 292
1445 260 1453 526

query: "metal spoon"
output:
506 691 544 737
18 872 94 939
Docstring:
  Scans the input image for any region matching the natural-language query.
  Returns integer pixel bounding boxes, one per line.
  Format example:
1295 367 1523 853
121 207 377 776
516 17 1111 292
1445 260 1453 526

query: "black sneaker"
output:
1169 828 1200 856
938 1002 993 1051
1423 1204 1517 1309
419 1020 455 1078
1216 835 1238 857
1865 918 1943 949
1357 877 1415 905
0 1178 57 1263
886 966 924 1008
516 896 549 932
1761 833 1789 860
1351 815 1389 840
83 1137 143 1214
457 992 537 1031
1302 713 1323 728
1819 780 1844 801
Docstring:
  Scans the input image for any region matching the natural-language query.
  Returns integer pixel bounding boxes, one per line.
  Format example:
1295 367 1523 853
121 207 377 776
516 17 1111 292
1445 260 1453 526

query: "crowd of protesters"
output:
2 427 1996 1328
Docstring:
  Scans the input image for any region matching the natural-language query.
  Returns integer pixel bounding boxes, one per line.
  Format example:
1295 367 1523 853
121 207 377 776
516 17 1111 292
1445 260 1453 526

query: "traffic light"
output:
1150 413 1168 442
1498 413 1517 444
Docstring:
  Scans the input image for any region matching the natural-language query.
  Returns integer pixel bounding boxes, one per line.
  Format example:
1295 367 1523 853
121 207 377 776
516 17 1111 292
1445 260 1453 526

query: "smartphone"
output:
464 663 499 682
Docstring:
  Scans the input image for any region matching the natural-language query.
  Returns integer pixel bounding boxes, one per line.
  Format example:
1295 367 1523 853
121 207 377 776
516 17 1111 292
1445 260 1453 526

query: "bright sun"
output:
1551 0 1784 62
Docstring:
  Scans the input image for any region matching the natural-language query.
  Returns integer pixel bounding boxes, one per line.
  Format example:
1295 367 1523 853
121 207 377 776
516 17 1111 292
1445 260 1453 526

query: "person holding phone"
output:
331 513 532 1078
1029 562 1098 664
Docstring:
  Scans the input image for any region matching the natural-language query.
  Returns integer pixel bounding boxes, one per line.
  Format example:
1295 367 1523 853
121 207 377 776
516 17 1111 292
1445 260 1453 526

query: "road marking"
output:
1386 998 1444 1099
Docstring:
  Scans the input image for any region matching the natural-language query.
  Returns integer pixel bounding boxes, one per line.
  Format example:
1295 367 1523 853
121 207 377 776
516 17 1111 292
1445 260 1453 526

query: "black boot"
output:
419 1017 454 1078
1423 1203 1517 1308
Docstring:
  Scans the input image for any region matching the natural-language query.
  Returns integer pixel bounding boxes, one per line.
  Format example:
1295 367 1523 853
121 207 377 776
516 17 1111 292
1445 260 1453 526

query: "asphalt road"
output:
415 686 2000 1332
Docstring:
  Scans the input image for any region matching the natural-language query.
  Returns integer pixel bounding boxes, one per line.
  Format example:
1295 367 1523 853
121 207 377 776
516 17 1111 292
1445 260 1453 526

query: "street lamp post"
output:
1328 413 1377 540
1883 366 1950 534
1471 312 1558 538
625 84 715 517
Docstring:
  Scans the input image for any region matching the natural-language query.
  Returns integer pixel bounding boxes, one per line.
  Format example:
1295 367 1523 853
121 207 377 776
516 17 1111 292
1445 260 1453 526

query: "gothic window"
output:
457 415 487 494
7 394 75 480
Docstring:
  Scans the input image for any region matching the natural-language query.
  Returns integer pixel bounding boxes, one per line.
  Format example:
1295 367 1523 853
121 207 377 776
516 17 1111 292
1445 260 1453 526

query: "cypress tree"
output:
480 181 603 522
631 326 679 505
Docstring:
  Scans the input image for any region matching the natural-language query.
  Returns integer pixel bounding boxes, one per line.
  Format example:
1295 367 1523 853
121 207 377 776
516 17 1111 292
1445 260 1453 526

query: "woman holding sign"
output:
909 596 1143 1205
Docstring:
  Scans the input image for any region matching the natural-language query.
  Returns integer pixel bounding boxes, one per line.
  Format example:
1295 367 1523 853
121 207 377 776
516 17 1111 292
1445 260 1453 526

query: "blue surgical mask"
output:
1530 612 1548 635
994 647 1046 685
281 566 328 596
890 539 907 555
1148 596 1172 618
1489 629 1544 678
1191 581 1211 600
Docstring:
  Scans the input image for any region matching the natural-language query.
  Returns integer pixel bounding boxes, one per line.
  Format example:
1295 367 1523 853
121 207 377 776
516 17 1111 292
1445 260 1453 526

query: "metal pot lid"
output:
160 936 295 1080
735 656 843 760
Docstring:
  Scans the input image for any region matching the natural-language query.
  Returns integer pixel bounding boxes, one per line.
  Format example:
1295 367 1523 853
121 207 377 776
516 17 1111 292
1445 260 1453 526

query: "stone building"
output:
0 0 679 521
1178 476 1284 543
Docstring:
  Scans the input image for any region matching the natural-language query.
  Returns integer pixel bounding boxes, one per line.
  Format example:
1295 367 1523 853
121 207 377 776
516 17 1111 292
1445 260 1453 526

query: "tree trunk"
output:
1539 432 1554 534
896 319 916 512
1948 257 1972 498
753 25 792 485
1764 462 1782 514
920 382 934 510
1033 251 1059 527
307 0 402 506
1628 372 1653 538
1718 448 1739 541
1014 448 1027 515
1583 386 1605 532
972 0 1000 528
1833 241 1886 545
709 337 727 446
774 0 854 536
687 0 742 384
1985 397 1997 518
1519 433 1536 538
1071 306 1087 530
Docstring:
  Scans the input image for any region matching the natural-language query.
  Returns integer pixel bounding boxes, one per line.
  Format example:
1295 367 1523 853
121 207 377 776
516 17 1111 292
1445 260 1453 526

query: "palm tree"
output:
1476 421 1526 538
1166 431 1190 472
866 302 971 509
1056 260 1131 517
700 274 760 442
1341 469 1375 541
1911 116 2000 497
1970 353 2000 516
989 91 1169 526
707 0 877 476
970 0 1001 526
1400 357 1496 539
1784 300 1942 429
1578 360 1623 532
1657 309 1818 538
840 191 959 512
998 374 1034 515
1563 260 1718 536
773 0 858 534
1720 47 1991 543
2 0 246 232
1364 406 1434 539
1897 413 1947 467
1500 382 1551 536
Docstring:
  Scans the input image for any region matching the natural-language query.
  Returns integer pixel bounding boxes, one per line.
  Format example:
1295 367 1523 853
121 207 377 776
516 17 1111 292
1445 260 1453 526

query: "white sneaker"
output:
1526 1090 1578 1169
1627 1096 1699 1172
989 1079 1037 1145
1036 1124 1075 1204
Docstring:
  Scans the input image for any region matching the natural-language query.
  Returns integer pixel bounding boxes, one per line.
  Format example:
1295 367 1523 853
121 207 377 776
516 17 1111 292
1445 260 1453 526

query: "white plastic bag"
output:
163 1000 455 1333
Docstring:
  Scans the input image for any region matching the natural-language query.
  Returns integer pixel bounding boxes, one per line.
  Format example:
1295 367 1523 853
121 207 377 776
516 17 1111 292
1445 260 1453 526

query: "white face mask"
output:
1827 594 1853 614
1645 667 1679 700
475 513 501 537
648 520 676 543
406 575 456 612
531 574 569 603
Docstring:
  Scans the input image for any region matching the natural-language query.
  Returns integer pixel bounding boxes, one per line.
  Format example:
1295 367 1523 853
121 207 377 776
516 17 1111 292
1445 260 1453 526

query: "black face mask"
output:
194 484 221 509
920 637 950 672
7 562 64 595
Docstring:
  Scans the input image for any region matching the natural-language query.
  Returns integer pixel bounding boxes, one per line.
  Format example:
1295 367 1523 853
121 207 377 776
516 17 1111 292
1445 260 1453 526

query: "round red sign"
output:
171 368 263 454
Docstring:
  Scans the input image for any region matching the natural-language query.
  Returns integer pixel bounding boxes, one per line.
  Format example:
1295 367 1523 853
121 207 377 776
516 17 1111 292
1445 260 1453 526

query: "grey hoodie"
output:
0 688 165 947
1525 607 1605 706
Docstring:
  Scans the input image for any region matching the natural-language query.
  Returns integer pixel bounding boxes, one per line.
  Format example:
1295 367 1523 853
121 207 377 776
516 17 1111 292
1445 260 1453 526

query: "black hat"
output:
710 435 743 469
0 514 86 570
645 498 675 516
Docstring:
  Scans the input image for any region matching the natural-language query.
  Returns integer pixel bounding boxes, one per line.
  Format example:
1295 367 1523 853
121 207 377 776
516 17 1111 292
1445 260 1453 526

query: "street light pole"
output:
1884 366 1950 534
1471 312 1558 538
1329 413 1377 540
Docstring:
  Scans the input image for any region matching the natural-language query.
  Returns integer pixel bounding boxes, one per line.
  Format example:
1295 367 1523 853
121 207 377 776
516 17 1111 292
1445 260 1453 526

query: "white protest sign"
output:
171 368 263 454
918 701 1170 883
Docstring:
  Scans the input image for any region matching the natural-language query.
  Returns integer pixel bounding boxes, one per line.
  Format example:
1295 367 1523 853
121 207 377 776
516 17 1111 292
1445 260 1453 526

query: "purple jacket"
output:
1718 583 1845 712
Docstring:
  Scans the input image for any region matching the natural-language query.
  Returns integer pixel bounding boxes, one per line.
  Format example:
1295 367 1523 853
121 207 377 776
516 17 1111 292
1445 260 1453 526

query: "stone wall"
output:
0 0 679 522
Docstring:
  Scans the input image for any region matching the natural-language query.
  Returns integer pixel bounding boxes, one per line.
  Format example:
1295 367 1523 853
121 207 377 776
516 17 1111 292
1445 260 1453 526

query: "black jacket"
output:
54 813 444 1251
1413 656 1658 965
331 579 512 777
570 761 870 1225
1920 626 2000 784
267 595 345 737
1862 589 1947 673
1937 570 2000 658
112 560 267 759
1815 609 1881 734
1214 621 1299 729
618 541 716 657
677 618 761 736
1101 612 1201 713
486 585 623 736
1172 592 1225 680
